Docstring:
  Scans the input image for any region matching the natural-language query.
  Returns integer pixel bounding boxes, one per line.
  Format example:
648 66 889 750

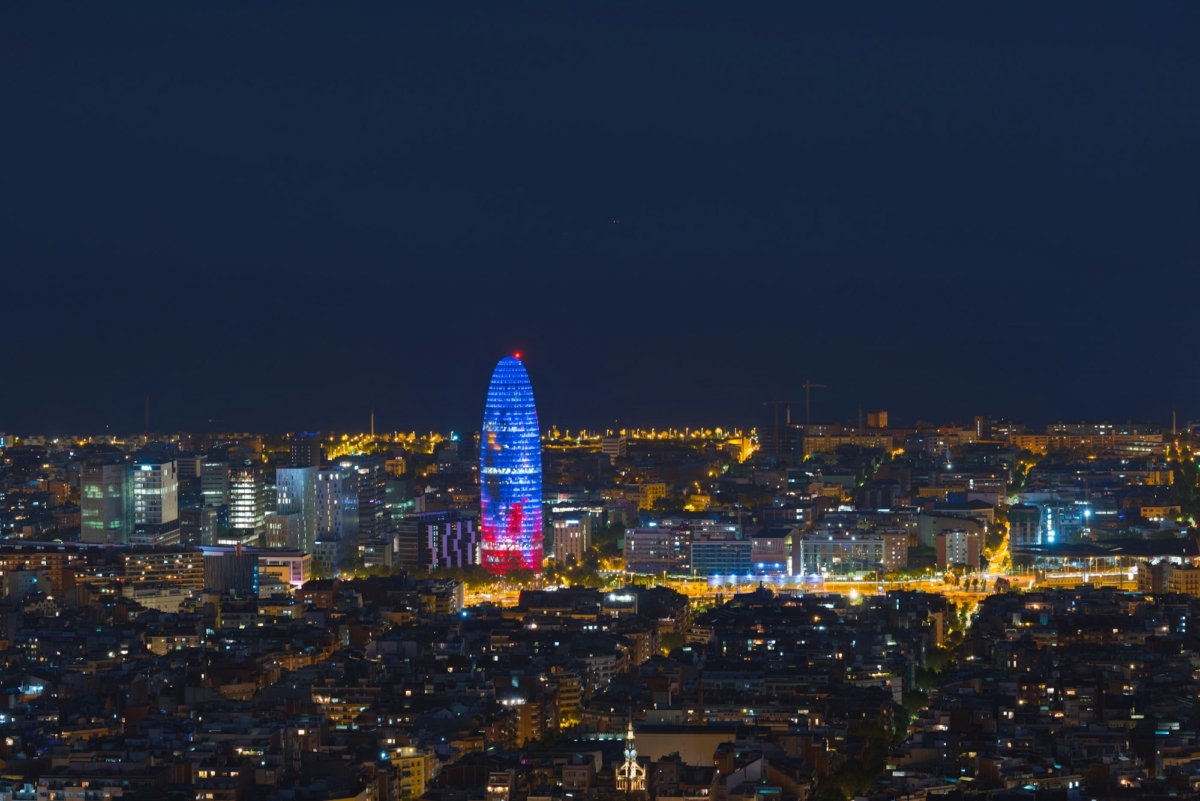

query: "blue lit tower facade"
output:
480 355 543 573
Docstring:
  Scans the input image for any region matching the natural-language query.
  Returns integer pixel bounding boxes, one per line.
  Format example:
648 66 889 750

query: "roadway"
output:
460 544 1132 612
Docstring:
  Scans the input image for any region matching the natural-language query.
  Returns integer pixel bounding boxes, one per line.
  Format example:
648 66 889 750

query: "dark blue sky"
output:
4 3 1198 436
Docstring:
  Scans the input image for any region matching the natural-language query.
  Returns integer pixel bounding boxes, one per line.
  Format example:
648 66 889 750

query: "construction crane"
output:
761 399 798 455
802 380 827 426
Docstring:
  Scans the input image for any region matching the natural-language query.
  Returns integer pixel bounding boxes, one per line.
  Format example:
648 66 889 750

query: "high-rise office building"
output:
386 476 417 521
335 455 387 544
399 510 480 571
275 466 318 552
175 454 204 479
289 433 323 468
793 532 907 577
201 460 230 507
200 458 231 538
600 435 627 463
80 461 133 544
130 457 180 546
265 512 301 549
625 527 691 575
552 517 590 566
180 504 218 546
758 413 802 461
937 529 983 569
203 549 259 595
1009 504 1041 547
392 511 422 571
480 355 543 573
226 461 266 546
316 466 359 569
426 514 479 570
175 453 204 479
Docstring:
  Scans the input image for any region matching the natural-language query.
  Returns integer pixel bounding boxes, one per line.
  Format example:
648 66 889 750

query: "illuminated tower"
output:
615 720 646 793
228 460 266 546
480 354 543 573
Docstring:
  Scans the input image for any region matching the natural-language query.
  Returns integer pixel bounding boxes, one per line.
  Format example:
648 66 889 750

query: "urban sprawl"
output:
2 360 1200 801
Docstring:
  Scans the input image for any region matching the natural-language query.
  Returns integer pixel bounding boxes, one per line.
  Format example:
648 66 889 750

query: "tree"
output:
504 567 536 586
591 522 625 559
736 488 773 509
1012 452 1039 493
924 647 955 673
565 565 604 588
884 568 926 582
651 494 682 513
891 702 913 742
901 689 928 715
816 722 891 801
430 564 497 590
985 522 1006 554
659 631 687 655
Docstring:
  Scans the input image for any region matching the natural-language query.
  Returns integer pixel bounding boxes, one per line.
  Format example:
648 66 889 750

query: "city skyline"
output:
1 337 1197 435
5 6 1200 800
1 360 1195 441
5 411 1194 444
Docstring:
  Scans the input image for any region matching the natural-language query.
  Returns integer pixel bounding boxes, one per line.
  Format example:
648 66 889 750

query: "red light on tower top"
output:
513 351 521 359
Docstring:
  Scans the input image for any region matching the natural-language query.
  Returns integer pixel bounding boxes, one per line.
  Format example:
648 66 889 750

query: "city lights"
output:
479 355 543 573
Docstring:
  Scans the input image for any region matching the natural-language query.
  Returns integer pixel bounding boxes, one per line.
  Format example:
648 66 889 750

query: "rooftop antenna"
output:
144 395 150 436
371 409 375 438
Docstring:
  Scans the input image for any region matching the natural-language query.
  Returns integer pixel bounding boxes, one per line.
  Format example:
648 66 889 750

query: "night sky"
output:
4 3 1199 436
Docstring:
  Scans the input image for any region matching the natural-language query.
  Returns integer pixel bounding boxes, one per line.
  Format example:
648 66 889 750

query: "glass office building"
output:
480 355 543 573
81 461 133 544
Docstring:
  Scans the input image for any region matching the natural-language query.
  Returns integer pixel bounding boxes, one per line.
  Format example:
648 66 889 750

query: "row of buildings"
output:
898 587 1200 796
0 557 962 801
3 434 492 579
